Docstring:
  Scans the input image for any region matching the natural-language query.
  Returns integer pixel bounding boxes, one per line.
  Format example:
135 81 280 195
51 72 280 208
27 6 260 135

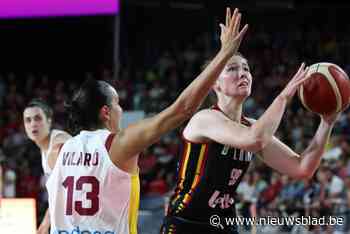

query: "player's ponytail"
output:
66 79 113 135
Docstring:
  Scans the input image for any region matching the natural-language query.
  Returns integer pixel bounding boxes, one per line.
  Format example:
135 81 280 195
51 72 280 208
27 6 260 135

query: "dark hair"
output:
25 99 53 120
66 79 114 135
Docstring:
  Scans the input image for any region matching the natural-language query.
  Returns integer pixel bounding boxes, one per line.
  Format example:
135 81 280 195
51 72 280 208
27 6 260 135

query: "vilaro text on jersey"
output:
62 151 99 166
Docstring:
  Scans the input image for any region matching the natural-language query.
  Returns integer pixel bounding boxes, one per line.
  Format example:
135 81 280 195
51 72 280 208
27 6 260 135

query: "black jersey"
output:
167 106 254 223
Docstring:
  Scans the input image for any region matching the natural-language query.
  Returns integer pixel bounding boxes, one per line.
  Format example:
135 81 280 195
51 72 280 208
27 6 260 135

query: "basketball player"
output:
23 99 71 234
160 15 341 234
44 7 248 234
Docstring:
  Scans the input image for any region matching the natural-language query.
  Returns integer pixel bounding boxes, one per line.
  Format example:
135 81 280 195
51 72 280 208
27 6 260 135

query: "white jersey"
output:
41 129 66 175
46 129 140 234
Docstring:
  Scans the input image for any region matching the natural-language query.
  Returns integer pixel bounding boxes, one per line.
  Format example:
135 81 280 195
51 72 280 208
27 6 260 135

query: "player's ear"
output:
99 105 110 122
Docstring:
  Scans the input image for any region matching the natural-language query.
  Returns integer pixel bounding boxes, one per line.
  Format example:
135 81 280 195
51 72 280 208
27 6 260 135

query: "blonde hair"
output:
199 52 247 108
201 52 246 71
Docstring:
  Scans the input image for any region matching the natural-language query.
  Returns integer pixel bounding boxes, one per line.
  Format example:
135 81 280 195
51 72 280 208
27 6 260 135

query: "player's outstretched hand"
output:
279 63 311 103
219 7 248 57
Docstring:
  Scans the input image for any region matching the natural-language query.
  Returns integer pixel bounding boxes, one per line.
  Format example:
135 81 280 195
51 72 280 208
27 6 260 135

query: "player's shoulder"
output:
52 129 71 139
51 129 72 146
185 108 226 132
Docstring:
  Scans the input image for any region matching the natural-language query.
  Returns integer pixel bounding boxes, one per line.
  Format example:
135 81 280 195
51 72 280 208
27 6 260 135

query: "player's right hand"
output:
219 7 248 57
278 63 310 103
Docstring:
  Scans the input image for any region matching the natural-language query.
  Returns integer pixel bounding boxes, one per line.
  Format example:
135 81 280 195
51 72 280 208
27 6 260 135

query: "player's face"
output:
108 87 123 133
217 55 252 99
23 107 51 143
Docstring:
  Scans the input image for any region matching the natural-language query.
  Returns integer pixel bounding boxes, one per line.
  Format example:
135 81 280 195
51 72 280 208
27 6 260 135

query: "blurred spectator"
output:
236 173 258 231
3 166 16 198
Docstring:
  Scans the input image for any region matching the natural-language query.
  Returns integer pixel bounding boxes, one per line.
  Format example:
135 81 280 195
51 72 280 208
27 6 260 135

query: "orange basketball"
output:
298 62 350 115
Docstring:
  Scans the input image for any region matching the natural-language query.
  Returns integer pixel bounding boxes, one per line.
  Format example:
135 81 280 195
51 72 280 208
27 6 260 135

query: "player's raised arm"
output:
112 8 248 161
184 63 311 153
258 112 339 179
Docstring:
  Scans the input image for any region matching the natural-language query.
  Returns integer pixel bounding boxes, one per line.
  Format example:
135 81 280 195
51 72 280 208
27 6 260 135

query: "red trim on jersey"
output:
212 104 251 126
241 117 252 126
57 143 64 155
105 133 116 152
211 104 221 111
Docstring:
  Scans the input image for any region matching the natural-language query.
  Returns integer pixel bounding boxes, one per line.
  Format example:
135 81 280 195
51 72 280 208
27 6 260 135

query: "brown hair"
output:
201 52 246 71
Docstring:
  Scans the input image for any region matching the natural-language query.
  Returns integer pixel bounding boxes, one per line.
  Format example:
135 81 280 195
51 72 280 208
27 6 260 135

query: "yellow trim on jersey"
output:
172 142 192 210
179 142 191 187
183 144 207 204
195 144 207 175
129 174 140 234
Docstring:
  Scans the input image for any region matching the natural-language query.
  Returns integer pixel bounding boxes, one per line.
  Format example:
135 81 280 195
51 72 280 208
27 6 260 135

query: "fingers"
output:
229 9 239 33
289 62 306 85
295 75 310 88
235 24 249 47
219 23 226 36
232 13 241 35
284 63 309 93
224 7 239 31
295 66 311 85
226 8 231 27
294 62 305 79
296 65 309 82
221 7 248 50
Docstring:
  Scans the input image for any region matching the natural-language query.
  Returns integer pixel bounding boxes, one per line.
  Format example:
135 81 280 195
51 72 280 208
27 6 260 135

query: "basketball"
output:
298 62 350 115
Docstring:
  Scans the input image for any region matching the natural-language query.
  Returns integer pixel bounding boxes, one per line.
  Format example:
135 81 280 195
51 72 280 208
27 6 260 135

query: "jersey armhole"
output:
105 133 116 153
57 143 64 156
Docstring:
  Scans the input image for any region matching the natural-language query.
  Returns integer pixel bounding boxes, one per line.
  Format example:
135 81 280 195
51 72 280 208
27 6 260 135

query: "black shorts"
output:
160 216 239 234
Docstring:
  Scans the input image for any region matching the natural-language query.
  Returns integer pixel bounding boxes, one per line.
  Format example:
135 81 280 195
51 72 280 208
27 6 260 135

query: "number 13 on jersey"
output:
62 176 100 216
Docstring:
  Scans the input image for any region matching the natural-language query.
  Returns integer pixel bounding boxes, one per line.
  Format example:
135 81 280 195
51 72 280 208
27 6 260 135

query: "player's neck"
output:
217 97 243 122
36 134 50 152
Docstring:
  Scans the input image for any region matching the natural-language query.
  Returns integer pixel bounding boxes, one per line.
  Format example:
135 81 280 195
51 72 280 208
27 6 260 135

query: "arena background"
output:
0 0 350 233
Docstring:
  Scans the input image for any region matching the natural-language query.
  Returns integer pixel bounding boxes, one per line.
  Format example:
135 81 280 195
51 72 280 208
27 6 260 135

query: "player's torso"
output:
46 129 139 234
168 132 254 222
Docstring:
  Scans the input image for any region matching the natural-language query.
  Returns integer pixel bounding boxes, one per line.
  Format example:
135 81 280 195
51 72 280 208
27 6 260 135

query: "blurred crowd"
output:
1 7 350 234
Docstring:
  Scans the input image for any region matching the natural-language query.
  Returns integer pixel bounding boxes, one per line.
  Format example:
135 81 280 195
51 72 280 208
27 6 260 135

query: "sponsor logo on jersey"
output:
208 190 235 209
53 226 115 234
